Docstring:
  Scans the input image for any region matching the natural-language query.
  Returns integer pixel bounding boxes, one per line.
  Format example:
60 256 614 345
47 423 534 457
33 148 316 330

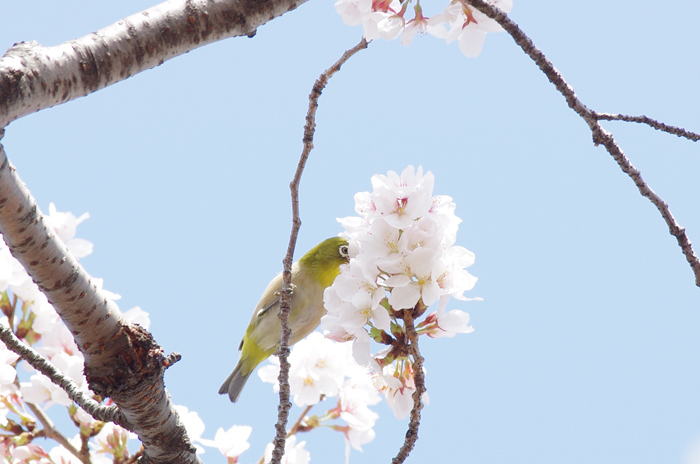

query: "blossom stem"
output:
288 404 315 436
25 400 90 464
391 307 425 464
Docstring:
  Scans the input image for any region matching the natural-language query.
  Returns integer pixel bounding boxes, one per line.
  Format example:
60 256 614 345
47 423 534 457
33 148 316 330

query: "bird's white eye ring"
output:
339 245 349 258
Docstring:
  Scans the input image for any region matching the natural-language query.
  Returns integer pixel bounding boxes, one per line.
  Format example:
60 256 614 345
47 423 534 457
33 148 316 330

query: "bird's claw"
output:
274 284 296 297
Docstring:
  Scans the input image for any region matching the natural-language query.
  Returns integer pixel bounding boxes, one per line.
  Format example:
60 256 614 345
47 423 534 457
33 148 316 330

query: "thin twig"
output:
392 309 426 464
594 112 700 141
0 324 124 425
287 404 314 437
270 37 369 464
466 0 700 287
125 447 144 464
79 432 90 462
25 401 90 464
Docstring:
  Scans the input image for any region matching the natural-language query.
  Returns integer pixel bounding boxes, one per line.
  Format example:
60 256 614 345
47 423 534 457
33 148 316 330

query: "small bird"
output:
219 237 350 403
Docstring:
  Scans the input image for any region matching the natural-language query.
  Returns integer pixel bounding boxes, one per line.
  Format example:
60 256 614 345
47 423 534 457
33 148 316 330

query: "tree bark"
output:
0 0 308 128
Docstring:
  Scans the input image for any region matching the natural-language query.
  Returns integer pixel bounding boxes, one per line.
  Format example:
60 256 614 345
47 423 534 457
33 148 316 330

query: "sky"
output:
2 1 700 463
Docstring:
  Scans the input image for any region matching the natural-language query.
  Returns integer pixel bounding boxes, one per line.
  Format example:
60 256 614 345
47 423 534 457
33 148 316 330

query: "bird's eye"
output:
339 245 349 258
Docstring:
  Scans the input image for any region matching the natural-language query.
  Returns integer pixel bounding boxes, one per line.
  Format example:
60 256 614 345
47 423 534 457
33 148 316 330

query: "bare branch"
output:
466 0 700 287
271 37 370 464
594 112 700 141
0 0 308 128
0 324 122 424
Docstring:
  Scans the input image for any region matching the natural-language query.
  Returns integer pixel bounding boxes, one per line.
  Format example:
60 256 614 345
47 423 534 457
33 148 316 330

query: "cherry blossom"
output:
0 244 30 293
92 423 135 460
123 306 151 329
338 377 381 449
263 435 310 464
444 0 513 56
386 247 442 310
259 332 381 460
0 340 18 387
418 295 475 338
374 363 430 420
10 443 51 462
401 3 448 45
49 443 83 464
73 407 97 429
46 202 93 259
259 332 375 408
174 405 208 454
20 373 72 407
335 0 372 26
336 0 513 57
207 425 252 460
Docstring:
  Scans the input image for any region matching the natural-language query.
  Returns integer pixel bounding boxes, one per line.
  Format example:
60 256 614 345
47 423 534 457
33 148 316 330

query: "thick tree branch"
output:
0 0 308 128
0 144 200 463
466 0 700 287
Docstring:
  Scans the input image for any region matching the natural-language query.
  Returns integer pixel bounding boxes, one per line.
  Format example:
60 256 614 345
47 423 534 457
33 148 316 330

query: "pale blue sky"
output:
2 1 700 463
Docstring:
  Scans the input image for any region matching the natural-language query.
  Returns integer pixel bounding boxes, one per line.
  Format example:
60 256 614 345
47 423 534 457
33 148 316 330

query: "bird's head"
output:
299 237 350 288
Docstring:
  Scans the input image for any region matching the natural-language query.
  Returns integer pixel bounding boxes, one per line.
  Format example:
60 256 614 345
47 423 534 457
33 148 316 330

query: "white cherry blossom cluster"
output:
335 0 513 57
321 166 478 419
259 332 380 460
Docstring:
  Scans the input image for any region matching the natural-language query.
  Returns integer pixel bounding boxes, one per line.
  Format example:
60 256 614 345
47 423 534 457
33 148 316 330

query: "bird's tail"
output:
218 361 253 403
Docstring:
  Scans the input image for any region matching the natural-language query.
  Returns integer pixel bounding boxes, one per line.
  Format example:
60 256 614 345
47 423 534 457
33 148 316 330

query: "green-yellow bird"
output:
219 237 350 403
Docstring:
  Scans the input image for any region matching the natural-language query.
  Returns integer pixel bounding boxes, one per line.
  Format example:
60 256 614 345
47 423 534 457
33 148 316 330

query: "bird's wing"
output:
252 272 284 320
253 265 303 320
240 263 309 353
256 295 280 319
